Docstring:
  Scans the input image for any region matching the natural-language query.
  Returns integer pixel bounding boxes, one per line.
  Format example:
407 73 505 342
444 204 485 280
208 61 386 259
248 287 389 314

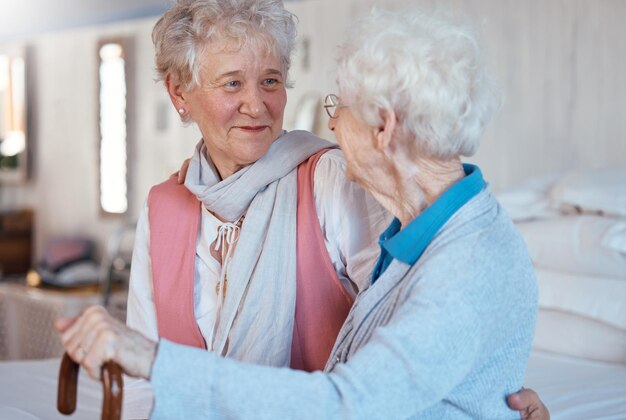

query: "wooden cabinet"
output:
0 209 33 275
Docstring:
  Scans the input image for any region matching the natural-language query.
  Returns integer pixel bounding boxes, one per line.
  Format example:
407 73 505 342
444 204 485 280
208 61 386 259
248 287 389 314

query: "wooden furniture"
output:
0 209 33 275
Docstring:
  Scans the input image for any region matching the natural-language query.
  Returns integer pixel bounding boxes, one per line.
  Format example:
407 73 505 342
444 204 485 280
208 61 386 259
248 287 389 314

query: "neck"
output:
213 160 244 181
202 146 243 180
367 156 465 228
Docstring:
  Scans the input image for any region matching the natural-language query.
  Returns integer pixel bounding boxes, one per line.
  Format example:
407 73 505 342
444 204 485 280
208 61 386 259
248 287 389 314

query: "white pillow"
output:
496 173 563 222
532 308 626 363
603 221 626 254
536 268 626 330
517 215 626 278
550 167 626 217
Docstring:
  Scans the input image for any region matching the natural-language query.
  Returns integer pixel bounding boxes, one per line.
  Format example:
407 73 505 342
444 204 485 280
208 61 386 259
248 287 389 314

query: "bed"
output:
525 350 626 419
498 166 626 419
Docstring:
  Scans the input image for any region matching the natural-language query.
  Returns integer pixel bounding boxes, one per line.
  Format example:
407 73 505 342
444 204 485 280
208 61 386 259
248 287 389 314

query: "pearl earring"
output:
178 108 185 115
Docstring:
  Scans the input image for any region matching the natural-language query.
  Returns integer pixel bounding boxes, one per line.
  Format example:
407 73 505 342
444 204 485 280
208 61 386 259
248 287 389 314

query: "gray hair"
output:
152 0 297 91
336 9 500 160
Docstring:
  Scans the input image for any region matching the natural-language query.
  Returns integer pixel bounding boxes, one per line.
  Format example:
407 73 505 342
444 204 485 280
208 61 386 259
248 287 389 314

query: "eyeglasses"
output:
323 94 348 119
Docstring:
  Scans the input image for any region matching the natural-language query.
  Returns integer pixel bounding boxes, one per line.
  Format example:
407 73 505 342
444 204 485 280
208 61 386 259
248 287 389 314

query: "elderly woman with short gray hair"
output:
128 0 389 374
57 5 545 419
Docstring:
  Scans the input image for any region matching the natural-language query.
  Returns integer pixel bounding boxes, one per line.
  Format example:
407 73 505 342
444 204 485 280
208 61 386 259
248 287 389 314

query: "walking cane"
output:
57 352 123 420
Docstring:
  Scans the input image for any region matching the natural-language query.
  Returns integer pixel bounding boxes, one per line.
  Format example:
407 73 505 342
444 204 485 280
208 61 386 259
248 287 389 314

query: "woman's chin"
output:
236 146 273 167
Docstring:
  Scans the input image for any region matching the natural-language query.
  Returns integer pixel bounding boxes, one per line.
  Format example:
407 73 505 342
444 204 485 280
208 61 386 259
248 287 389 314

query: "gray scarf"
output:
185 130 335 366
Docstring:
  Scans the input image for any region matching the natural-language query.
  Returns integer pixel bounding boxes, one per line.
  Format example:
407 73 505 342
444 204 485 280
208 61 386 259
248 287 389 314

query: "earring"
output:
178 108 185 115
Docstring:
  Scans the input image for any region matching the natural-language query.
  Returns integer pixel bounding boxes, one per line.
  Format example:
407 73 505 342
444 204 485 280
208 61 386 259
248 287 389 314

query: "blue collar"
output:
371 164 485 283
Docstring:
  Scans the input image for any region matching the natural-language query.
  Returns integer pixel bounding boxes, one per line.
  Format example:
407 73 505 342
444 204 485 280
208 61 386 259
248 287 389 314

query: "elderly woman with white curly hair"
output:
56 5 546 419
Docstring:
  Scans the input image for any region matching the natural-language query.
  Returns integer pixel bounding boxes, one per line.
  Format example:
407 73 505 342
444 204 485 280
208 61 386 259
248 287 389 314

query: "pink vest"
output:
147 150 354 371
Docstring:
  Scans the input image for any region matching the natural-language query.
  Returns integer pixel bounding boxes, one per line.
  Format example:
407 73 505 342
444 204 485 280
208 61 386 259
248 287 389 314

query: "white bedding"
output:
534 268 626 331
524 350 626 419
533 309 626 364
0 358 151 419
516 215 626 278
0 351 624 419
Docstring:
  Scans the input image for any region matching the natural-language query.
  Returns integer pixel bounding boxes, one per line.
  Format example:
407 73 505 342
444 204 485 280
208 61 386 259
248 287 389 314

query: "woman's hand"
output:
508 387 550 420
55 305 157 380
177 158 191 184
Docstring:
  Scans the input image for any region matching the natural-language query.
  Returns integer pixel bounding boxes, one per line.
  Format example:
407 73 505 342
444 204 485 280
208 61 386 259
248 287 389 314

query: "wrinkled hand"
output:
177 158 191 184
55 305 157 380
508 387 550 420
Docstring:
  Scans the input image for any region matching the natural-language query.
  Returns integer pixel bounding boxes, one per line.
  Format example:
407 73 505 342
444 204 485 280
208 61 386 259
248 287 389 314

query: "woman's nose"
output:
328 116 336 131
240 87 265 117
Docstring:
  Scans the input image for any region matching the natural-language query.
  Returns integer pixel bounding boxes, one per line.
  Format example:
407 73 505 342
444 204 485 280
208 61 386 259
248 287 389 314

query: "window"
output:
98 40 128 215
0 50 27 182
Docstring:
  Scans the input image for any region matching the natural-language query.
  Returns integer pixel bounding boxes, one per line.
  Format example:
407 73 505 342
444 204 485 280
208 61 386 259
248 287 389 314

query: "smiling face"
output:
176 38 287 179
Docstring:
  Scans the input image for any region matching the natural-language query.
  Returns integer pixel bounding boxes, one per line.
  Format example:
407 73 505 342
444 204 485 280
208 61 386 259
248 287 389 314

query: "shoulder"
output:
312 149 367 208
415 191 537 297
311 148 390 231
149 175 180 195
430 189 528 257
313 149 347 184
149 175 197 204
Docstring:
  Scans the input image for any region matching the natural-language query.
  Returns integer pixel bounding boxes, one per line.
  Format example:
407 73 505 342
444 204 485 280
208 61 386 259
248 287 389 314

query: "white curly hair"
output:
152 0 297 92
335 9 500 160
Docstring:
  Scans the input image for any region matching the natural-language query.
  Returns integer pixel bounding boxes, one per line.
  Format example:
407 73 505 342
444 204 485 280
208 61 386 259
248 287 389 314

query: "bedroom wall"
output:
0 0 624 260
285 0 626 190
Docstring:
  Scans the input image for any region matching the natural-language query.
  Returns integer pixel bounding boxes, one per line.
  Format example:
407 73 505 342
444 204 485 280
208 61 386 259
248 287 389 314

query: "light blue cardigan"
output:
149 187 537 419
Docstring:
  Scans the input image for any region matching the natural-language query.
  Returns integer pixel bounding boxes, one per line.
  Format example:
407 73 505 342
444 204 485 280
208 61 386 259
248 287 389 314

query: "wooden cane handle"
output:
57 353 79 415
57 352 124 420
101 360 124 420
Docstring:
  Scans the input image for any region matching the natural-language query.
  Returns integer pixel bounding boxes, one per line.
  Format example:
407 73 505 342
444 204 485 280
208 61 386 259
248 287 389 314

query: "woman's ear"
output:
165 73 187 110
375 108 397 154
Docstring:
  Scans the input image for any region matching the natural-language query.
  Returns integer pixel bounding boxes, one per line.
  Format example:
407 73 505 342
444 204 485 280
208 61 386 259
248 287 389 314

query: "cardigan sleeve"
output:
149 276 488 419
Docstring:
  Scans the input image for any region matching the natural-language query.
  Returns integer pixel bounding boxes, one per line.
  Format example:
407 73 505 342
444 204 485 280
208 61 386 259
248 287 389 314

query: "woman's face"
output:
327 104 380 188
183 40 287 178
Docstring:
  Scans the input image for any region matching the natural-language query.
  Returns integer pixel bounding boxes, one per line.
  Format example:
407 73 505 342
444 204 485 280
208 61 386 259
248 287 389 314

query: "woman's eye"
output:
262 78 279 87
224 80 241 88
